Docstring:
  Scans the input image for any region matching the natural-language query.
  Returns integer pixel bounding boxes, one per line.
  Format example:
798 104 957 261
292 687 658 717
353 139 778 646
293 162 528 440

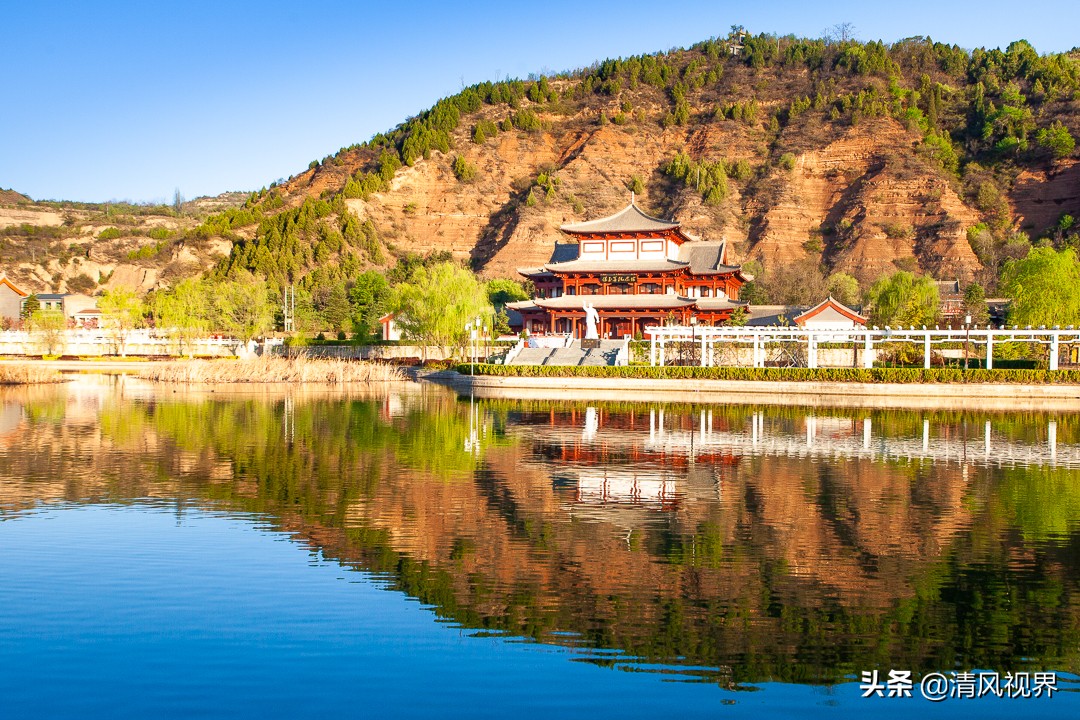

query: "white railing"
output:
502 338 527 365
0 329 250 357
517 411 1075 468
644 325 1080 370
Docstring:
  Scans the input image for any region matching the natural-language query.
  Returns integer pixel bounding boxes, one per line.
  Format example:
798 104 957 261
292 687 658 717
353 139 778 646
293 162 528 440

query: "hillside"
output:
0 194 243 294
5 32 1080 304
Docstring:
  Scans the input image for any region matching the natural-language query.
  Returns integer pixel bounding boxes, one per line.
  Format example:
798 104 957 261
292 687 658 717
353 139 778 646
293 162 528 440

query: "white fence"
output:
0 329 249 357
645 325 1080 370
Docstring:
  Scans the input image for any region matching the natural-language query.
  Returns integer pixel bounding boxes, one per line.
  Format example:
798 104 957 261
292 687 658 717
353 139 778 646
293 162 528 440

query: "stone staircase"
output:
507 340 625 366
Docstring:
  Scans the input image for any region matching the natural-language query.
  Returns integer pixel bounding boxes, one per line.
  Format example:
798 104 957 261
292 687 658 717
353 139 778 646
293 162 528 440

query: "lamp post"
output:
466 319 479 376
690 315 698 366
964 314 972 370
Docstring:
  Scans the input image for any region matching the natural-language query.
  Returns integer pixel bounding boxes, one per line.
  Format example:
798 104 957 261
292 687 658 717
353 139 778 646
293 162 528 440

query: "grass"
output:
139 356 405 384
0 364 65 384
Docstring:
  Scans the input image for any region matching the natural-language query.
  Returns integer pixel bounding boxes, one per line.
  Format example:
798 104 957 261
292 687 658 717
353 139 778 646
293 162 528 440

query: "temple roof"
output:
560 202 680 234
548 243 579 263
509 295 748 312
675 242 740 274
534 294 694 310
544 259 689 274
694 298 747 311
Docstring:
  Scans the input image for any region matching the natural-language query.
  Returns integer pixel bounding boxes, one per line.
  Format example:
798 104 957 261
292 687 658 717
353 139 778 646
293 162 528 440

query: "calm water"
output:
1 376 1078 718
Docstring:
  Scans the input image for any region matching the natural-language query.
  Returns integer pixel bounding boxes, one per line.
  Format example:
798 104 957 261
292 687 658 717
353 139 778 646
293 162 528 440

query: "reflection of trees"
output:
4 389 1080 684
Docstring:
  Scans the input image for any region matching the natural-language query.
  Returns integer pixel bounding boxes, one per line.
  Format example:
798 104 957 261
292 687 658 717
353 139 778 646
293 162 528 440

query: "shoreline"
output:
434 371 1080 412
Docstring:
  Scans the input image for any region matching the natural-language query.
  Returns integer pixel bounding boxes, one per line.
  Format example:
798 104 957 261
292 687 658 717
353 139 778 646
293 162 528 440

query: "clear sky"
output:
3 0 1078 203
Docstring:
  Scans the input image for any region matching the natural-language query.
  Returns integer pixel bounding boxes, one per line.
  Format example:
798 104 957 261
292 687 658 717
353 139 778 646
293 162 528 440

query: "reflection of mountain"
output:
1 386 1079 684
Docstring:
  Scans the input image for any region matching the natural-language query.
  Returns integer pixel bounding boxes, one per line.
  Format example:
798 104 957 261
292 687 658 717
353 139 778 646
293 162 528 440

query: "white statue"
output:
583 303 600 340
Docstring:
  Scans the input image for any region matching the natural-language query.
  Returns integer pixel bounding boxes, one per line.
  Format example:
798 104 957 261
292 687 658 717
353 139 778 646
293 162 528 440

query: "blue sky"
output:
2 0 1078 203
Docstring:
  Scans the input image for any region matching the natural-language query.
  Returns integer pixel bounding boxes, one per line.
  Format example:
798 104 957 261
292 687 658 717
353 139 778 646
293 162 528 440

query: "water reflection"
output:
1 378 1079 689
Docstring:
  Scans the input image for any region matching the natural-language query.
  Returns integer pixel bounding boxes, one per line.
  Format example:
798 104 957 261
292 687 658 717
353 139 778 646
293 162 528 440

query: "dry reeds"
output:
138 356 405 384
0 364 65 385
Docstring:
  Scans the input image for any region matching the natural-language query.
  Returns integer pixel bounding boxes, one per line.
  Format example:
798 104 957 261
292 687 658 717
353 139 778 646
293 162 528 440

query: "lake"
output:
0 375 1077 718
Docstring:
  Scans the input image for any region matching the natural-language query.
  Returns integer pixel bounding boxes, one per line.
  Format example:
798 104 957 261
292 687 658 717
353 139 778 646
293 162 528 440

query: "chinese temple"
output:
507 201 750 338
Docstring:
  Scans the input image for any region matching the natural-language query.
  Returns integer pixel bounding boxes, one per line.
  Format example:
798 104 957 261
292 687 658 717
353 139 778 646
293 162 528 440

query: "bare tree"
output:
824 22 856 44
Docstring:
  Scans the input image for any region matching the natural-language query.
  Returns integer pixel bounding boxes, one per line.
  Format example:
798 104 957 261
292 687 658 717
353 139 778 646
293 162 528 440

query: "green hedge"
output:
454 364 1080 384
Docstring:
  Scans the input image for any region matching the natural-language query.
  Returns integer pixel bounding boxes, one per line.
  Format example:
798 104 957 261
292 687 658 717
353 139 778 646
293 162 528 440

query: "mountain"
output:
4 33 1080 301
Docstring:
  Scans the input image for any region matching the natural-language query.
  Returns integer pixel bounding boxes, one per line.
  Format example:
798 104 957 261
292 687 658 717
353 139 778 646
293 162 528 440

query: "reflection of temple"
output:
512 405 1078 470
509 202 750 338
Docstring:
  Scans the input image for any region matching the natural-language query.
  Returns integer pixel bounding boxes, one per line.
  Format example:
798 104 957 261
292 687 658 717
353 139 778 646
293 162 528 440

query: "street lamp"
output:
690 315 698 366
466 319 480 376
964 314 972 370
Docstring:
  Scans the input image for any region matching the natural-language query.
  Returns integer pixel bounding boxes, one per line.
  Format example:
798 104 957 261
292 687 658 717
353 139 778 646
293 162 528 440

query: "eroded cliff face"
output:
280 109 1046 284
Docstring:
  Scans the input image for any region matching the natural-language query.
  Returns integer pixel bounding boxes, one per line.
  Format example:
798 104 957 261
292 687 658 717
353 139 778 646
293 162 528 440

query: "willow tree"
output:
391 262 492 361
98 287 145 357
214 271 274 346
26 308 67 357
1001 246 1080 327
864 271 940 327
152 278 211 357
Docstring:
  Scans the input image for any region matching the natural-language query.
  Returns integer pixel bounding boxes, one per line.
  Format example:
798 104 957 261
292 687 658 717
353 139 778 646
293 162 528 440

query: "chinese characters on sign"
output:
860 670 1057 701
599 274 636 284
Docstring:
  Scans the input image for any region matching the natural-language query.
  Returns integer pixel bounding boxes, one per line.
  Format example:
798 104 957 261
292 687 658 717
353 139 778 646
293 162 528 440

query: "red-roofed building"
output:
508 202 749 338
792 297 867 328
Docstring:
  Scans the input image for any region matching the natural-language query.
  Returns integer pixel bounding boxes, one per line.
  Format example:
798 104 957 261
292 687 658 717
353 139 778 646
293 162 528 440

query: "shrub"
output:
452 364 1080 384
97 227 123 240
452 155 477 182
1036 121 1075 159
778 153 796 170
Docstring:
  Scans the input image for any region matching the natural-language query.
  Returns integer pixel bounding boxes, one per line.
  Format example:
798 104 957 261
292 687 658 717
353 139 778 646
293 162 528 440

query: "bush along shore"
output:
0 365 65 385
453 364 1080 384
140 357 405 384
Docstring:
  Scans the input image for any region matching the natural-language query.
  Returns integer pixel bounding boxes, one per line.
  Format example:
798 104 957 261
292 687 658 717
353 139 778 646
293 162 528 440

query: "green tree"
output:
319 283 352 334
20 294 40 322
864 271 940 327
963 282 990 325
826 272 860 307
349 270 391 340
152 278 211 357
722 307 749 326
212 272 274 345
391 262 493 360
1000 246 1080 327
26 308 67 357
1035 121 1075 159
485 278 529 310
452 155 477 182
98 287 145 357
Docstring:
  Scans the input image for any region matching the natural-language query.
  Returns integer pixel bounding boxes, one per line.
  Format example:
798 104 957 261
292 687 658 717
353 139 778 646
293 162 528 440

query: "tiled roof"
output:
560 203 680 234
517 267 553 277
675 242 741 274
545 259 689 273
548 243 579 263
793 296 867 325
694 298 746 311
534 294 694 310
